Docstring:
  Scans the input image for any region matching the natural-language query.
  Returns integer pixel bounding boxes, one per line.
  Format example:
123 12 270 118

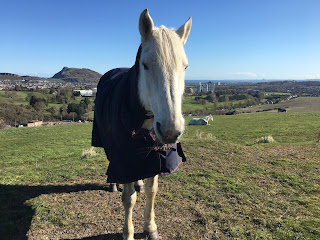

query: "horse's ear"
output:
139 9 154 41
176 17 192 44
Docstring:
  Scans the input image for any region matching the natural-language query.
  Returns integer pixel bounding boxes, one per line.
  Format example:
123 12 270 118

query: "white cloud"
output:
305 74 320 79
232 72 266 79
235 72 258 77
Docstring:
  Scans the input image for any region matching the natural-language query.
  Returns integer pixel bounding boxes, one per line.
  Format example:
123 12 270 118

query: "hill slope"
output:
52 67 102 83
240 97 320 113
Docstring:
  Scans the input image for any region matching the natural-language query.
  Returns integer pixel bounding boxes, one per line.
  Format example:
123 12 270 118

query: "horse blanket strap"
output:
91 46 186 184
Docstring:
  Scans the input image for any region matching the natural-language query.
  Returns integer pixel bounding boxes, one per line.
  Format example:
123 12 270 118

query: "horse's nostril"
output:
156 122 181 143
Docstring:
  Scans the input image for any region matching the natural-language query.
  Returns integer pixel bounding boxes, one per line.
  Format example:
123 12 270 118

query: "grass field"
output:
241 97 320 113
182 95 215 112
182 95 248 113
184 111 320 144
0 90 91 107
0 91 52 102
1 112 320 239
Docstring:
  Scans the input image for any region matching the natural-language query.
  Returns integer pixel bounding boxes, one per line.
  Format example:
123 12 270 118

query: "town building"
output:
27 120 43 127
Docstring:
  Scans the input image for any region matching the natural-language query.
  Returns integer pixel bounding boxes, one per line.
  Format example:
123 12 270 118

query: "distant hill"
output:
0 73 41 81
52 67 102 83
0 73 20 77
0 73 20 80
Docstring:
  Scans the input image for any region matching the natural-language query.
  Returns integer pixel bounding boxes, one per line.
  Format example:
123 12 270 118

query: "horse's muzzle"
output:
156 121 182 144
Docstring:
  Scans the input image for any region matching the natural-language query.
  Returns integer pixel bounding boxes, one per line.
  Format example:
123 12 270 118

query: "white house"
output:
73 89 94 97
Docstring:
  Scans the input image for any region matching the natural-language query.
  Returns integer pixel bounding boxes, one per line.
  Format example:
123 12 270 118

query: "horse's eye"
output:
142 63 149 70
185 65 189 70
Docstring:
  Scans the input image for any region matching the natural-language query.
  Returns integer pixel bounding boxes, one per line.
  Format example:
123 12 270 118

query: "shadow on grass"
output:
0 183 122 239
65 232 146 240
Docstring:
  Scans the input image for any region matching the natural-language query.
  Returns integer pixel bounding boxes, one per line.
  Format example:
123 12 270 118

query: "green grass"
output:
1 111 320 239
265 92 291 95
182 95 251 113
183 111 320 144
0 90 53 105
167 140 320 239
242 97 320 113
182 95 214 112
0 123 107 185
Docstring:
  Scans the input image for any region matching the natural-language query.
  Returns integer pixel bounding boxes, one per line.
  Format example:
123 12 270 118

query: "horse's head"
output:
138 9 192 144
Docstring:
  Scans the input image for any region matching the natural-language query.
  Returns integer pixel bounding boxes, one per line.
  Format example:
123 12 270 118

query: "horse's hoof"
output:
143 230 160 240
109 183 118 192
135 185 145 193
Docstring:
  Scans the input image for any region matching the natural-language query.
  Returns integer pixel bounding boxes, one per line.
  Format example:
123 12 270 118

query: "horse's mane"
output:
204 115 213 121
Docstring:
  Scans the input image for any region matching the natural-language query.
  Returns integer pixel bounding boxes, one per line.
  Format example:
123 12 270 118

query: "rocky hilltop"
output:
52 67 102 83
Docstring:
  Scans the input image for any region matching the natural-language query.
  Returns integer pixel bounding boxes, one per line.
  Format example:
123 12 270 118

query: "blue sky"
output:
1 0 319 80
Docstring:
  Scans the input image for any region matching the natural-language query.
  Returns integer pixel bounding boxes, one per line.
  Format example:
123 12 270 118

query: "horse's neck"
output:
204 115 212 121
141 118 154 130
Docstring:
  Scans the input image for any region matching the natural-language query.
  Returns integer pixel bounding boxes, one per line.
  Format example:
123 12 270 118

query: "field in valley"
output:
1 107 320 239
240 97 320 113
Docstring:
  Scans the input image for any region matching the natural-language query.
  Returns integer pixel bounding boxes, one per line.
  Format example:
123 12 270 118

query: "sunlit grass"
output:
1 111 320 239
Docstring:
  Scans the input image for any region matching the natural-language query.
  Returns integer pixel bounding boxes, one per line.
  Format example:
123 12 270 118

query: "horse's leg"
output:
109 183 118 192
134 180 145 193
122 182 137 240
143 175 159 240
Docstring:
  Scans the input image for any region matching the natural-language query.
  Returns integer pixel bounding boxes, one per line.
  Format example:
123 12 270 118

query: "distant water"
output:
185 79 320 83
185 80 268 83
186 80 227 83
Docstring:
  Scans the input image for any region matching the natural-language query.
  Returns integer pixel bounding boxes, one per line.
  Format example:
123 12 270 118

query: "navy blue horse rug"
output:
91 46 186 184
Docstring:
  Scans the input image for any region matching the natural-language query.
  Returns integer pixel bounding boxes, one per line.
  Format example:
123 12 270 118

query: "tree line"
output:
191 89 264 111
0 87 94 128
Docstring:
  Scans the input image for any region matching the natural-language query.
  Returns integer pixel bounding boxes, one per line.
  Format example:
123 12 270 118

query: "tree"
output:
29 96 38 107
73 91 80 97
67 99 90 119
77 104 86 116
33 101 47 111
29 96 47 111
67 103 79 114
225 95 230 106
204 93 216 103
47 107 56 115
84 97 90 106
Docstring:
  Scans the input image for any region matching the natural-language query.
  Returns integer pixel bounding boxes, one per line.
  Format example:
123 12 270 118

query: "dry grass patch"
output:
255 135 276 144
195 129 216 140
81 147 98 159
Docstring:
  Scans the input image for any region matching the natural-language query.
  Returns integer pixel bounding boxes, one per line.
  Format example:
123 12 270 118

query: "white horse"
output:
118 9 191 240
188 114 213 125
